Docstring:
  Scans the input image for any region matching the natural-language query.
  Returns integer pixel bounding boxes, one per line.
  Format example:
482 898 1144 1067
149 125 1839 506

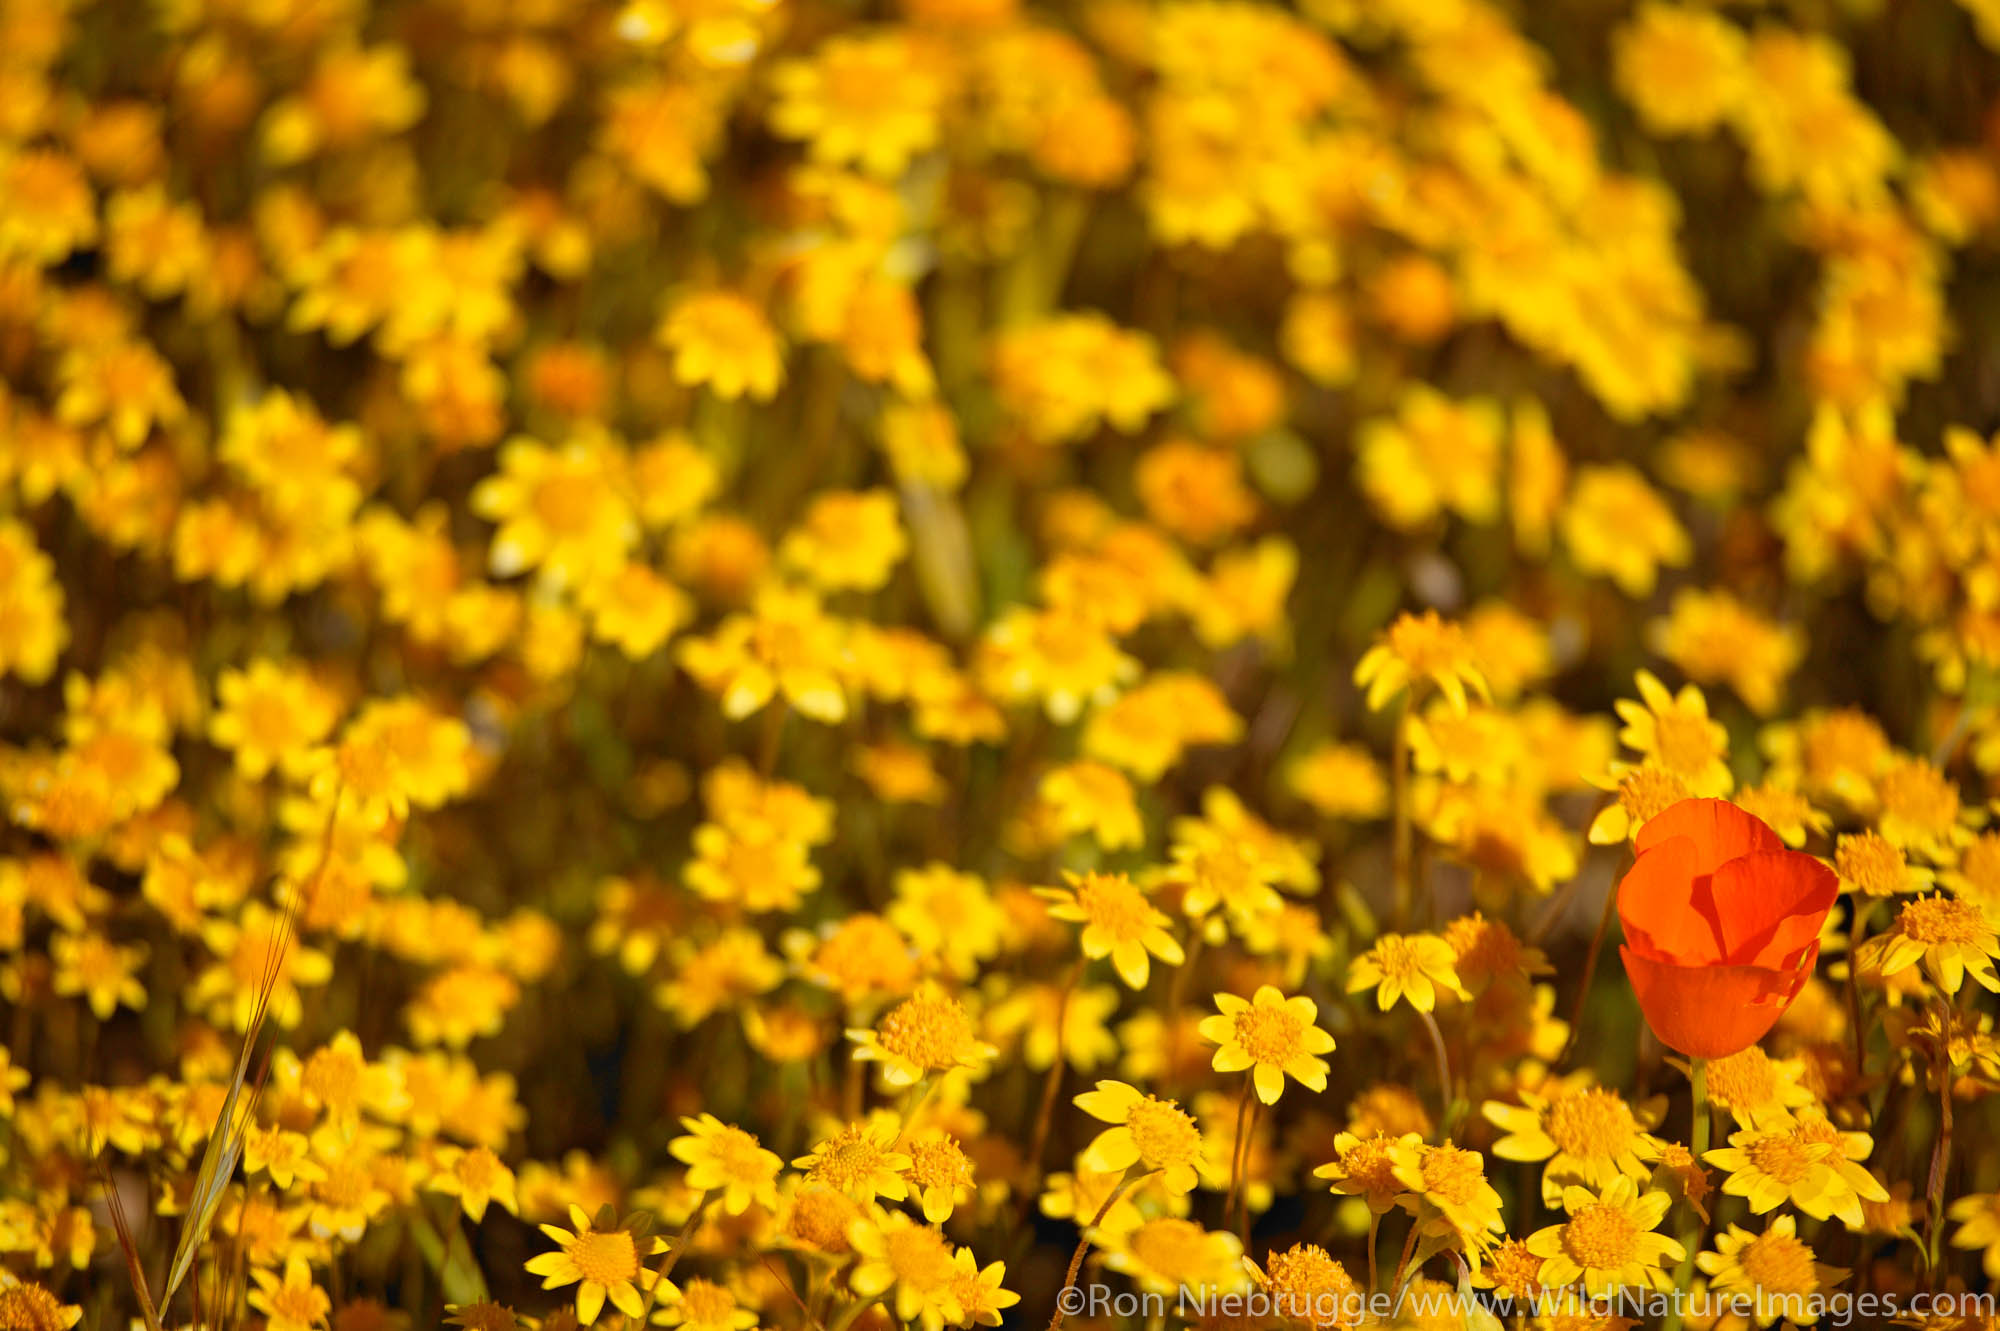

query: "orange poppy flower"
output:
1617 798 1837 1059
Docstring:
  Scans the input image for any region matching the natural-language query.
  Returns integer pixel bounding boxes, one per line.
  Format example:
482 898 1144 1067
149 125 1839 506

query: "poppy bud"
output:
1617 797 1838 1059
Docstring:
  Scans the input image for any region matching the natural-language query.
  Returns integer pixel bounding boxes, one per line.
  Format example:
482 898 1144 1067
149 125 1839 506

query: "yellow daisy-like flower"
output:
1561 464 1691 597
523 1205 667 1325
1524 1176 1683 1296
1248 1243 1361 1331
652 1278 759 1331
428 1145 519 1224
1947 1192 2000 1280
209 658 343 781
1835 829 1934 898
668 1114 782 1215
247 1258 331 1331
946 1249 1019 1328
847 983 997 1086
1353 610 1490 715
1697 1214 1848 1328
1288 742 1389 821
1198 986 1335 1104
767 32 944 179
1587 762 1693 845
1100 1217 1248 1297
903 1132 977 1224
1312 1130 1418 1215
1698 1047 1817 1129
779 488 908 594
469 435 637 586
1073 1080 1204 1194
657 289 785 402
793 1114 912 1202
1613 670 1732 797
845 1207 961 1331
1036 871 1185 990
1345 932 1468 1013
1868 894 2000 994
1038 760 1145 852
0 1283 83 1331
1703 1109 1884 1226
1389 1139 1507 1264
1483 1077 1665 1205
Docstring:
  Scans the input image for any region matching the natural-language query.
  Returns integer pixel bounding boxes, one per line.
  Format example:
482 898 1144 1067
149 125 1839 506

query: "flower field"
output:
6 0 2000 1328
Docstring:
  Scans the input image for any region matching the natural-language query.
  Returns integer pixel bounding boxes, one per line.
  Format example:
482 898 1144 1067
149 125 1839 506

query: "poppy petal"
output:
1634 798 1783 877
1617 834 1721 963
1707 849 1839 966
1619 946 1798 1059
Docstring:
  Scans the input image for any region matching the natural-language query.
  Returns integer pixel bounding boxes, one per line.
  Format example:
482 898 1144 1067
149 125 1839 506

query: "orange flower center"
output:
1546 1089 1637 1161
531 468 608 536
1130 1218 1208 1279
1739 1230 1816 1295
1745 1135 1817 1185
1836 831 1906 897
1880 761 1959 838
1420 1145 1484 1206
1263 1243 1354 1326
1125 1097 1202 1167
567 1226 639 1286
1485 1239 1544 1296
884 1223 954 1290
1703 1046 1779 1115
456 1146 504 1192
1651 709 1717 774
905 1136 974 1191
1619 766 1691 825
0 1283 72 1331
808 1125 894 1195
1562 1202 1639 1269
1335 1137 1398 1198
1232 1002 1306 1066
786 1186 858 1251
679 1279 737 1326
875 989 976 1071
1073 873 1154 941
1897 896 1985 946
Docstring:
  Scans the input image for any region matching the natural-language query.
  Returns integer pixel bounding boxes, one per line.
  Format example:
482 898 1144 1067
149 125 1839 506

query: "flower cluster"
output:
5 0 2000 1329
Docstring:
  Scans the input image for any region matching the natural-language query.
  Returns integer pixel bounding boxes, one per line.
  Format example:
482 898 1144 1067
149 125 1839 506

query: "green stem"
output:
1047 1168 1155 1331
1224 1079 1253 1228
1924 1000 1956 1285
1560 869 1624 1066
1417 1008 1455 1130
1023 957 1086 1201
642 1189 718 1321
1391 695 1413 930
1661 1058 1708 1331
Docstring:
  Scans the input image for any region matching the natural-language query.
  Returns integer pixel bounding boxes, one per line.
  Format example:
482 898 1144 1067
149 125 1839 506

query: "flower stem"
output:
635 1189 720 1329
1661 1058 1707 1331
1024 956 1086 1200
1236 1098 1260 1245
1047 1168 1155 1331
1560 866 1624 1066
1846 897 1874 1081
1389 1220 1420 1310
1365 1211 1381 1295
1924 1002 1956 1285
1391 695 1413 930
1417 1007 1454 1130
1224 1079 1253 1228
